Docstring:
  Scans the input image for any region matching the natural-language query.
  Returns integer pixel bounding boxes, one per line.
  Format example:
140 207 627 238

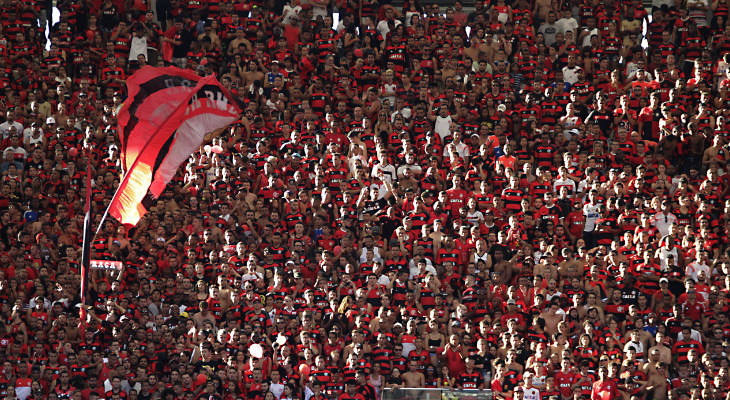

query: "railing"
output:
382 388 493 400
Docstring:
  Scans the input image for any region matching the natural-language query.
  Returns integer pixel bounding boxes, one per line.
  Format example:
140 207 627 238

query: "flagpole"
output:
80 148 94 322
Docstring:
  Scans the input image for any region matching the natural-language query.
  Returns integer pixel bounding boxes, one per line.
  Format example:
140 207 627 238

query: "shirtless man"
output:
493 248 516 285
702 135 729 168
227 28 252 57
342 330 372 362
217 272 236 313
440 58 457 79
557 254 582 284
532 0 551 23
480 33 501 65
241 59 265 89
643 361 669 400
540 301 565 336
192 301 216 328
464 38 483 64
647 332 672 365
641 349 663 378
402 360 426 388
534 253 559 282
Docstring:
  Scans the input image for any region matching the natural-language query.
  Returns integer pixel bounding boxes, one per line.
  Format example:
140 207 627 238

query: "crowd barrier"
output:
382 387 494 400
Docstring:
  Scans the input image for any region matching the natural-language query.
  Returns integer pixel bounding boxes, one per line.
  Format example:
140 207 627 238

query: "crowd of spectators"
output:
3 0 730 399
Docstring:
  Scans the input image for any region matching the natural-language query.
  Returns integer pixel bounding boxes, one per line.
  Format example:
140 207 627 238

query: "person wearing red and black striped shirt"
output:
437 237 462 270
101 56 126 92
672 326 705 364
502 175 524 213
310 356 334 386
338 382 365 400
456 357 484 389
354 370 377 400
534 133 556 168
682 23 706 68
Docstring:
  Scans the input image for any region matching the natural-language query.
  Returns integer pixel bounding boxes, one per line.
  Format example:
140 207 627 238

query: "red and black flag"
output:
105 66 242 227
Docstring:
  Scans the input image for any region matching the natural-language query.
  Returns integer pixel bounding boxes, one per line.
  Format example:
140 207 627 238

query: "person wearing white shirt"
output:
397 153 423 178
371 152 397 185
652 0 675 7
556 8 578 37
282 0 302 25
269 370 285 398
554 167 577 197
3 136 28 166
623 330 646 362
432 105 453 140
409 256 436 279
0 110 24 139
128 26 149 62
677 326 703 343
579 16 600 48
583 190 601 248
443 131 470 160
653 201 677 237
655 238 679 272
562 64 581 85
22 122 44 144
685 250 710 282
376 8 402 37
521 372 541 400
576 168 600 200
391 101 411 121
716 54 730 88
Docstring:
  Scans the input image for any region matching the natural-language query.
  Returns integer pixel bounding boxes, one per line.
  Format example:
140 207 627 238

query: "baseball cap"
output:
507 299 516 305
497 104 507 112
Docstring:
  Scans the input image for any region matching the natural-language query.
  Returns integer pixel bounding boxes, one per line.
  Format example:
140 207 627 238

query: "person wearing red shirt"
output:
680 290 705 321
501 299 527 332
446 174 470 218
591 366 619 400
535 192 562 227
441 335 467 378
555 358 577 399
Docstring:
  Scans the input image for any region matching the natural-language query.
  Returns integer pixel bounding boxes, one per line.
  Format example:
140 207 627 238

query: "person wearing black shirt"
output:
586 96 614 136
356 172 395 221
165 19 193 68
